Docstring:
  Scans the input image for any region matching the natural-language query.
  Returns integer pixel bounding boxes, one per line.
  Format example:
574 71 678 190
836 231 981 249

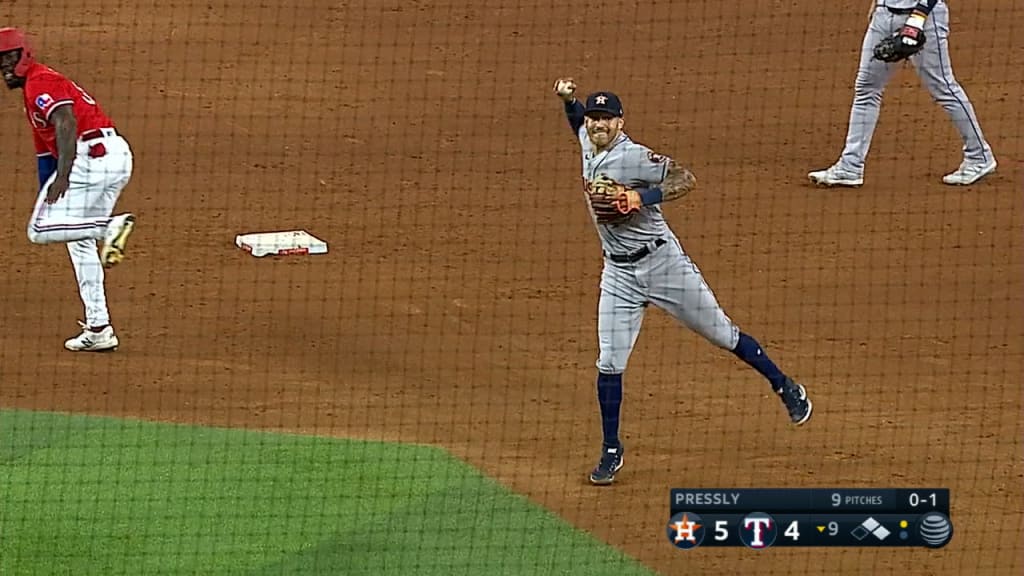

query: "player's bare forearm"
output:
50 106 77 179
659 160 697 202
629 160 696 208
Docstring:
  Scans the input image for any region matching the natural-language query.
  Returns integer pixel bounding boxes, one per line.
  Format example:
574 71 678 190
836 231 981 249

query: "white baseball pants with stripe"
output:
28 129 133 328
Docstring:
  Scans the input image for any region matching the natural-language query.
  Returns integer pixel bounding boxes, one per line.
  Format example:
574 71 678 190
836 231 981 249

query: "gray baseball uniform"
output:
838 0 993 173
575 127 739 374
564 90 814 484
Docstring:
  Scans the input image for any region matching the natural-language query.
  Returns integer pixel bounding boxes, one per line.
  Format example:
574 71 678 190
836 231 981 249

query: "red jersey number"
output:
71 81 97 106
27 108 46 129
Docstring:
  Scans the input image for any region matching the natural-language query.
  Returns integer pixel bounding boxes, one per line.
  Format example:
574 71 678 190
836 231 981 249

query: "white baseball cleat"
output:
64 322 119 352
101 213 136 268
942 158 997 186
808 164 864 187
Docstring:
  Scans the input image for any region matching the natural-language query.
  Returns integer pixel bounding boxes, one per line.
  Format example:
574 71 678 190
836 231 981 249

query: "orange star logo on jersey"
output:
595 95 608 104
671 513 703 543
647 151 666 164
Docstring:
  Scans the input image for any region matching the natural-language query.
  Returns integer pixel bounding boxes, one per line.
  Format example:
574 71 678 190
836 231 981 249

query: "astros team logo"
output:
738 512 778 550
665 511 706 550
647 151 667 164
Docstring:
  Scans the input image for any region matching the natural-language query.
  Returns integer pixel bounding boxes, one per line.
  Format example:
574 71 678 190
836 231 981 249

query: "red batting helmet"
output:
0 27 35 76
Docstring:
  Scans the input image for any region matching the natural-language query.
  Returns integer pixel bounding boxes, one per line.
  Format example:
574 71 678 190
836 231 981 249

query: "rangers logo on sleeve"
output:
35 93 54 111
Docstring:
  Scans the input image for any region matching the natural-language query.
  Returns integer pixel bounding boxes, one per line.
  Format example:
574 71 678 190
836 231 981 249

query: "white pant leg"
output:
27 134 133 244
837 8 902 173
911 2 994 164
67 239 110 327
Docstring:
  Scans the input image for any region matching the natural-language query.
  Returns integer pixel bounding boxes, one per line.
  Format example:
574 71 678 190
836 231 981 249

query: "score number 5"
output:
715 521 729 541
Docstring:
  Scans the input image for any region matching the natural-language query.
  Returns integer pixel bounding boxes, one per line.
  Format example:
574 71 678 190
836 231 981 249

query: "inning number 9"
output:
828 521 839 536
831 493 841 507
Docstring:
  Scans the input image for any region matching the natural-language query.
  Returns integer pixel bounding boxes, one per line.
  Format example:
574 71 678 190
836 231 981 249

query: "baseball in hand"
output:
554 79 576 99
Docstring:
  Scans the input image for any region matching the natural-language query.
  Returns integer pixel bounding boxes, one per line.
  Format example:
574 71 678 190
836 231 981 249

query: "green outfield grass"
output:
0 410 656 576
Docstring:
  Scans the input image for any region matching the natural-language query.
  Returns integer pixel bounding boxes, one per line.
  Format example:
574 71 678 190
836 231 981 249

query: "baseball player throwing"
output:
809 0 996 187
1 28 136 351
552 78 813 486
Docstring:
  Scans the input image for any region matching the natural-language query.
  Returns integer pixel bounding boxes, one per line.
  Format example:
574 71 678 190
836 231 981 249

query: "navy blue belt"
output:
605 238 667 264
884 6 915 14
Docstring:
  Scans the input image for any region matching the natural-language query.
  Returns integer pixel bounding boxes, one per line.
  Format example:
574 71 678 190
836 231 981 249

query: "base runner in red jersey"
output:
1 27 137 352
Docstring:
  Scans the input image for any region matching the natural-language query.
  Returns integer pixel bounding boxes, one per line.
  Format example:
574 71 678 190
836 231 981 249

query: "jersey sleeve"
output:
32 129 50 155
622 144 671 186
27 76 75 122
564 99 585 135
915 0 940 15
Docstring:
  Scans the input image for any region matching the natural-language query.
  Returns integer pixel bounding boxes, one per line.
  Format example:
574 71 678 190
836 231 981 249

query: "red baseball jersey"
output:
22 63 115 157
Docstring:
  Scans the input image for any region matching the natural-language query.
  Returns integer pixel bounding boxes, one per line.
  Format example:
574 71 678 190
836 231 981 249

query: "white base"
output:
235 230 328 257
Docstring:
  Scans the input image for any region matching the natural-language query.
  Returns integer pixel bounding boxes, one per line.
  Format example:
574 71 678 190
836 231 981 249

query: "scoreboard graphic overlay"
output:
666 489 952 550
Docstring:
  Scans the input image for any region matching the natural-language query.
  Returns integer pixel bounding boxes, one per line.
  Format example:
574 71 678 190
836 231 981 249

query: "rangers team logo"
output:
647 151 667 164
738 511 778 549
665 511 706 550
35 93 54 111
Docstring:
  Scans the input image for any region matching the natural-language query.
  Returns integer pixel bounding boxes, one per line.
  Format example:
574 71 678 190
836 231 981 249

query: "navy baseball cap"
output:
584 91 623 117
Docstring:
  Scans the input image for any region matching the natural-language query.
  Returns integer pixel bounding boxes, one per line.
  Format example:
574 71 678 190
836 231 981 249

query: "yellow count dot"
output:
900 520 908 528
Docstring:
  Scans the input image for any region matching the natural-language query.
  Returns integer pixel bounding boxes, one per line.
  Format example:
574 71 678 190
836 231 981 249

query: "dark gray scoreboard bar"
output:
666 489 952 549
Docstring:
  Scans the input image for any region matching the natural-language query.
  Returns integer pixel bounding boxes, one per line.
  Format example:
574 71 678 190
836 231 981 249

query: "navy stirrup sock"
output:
731 332 787 391
597 372 623 447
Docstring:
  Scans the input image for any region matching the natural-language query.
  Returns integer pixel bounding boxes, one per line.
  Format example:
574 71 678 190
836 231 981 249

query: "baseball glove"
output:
873 29 927 63
588 174 641 225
